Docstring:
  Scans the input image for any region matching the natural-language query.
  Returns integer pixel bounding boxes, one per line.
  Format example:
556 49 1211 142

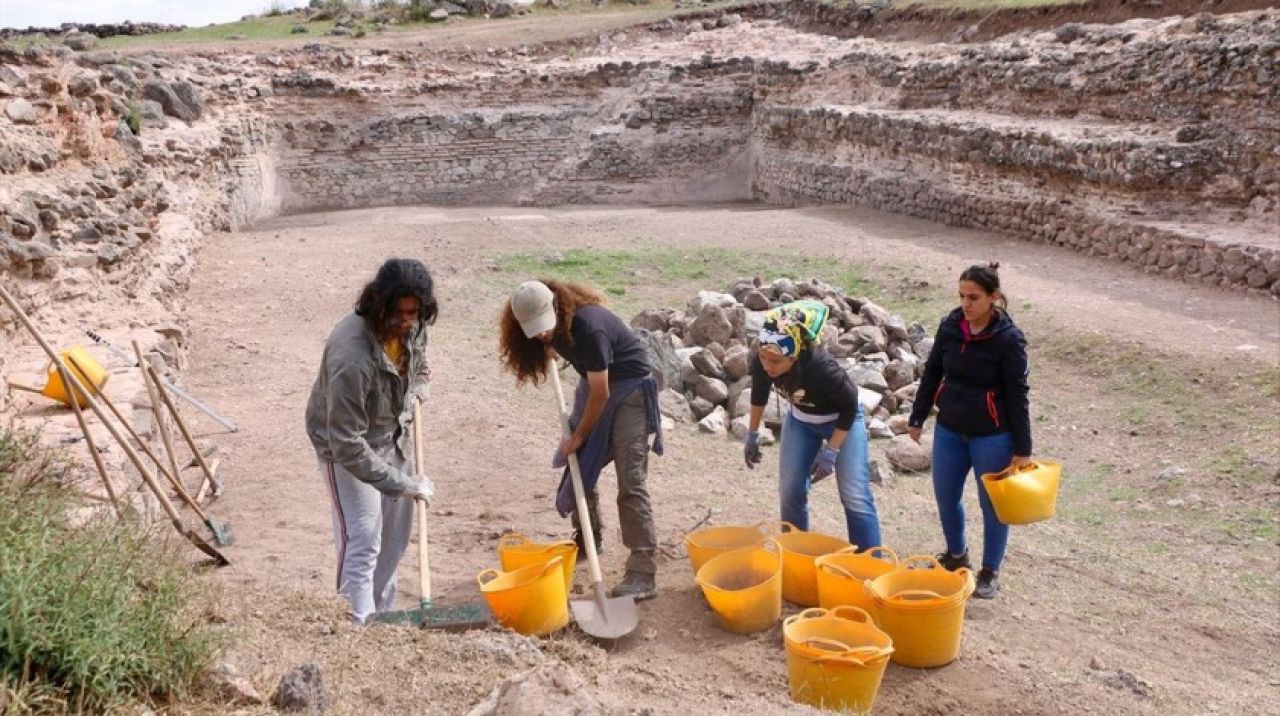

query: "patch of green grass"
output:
97 15 339 48
0 430 218 711
493 247 882 311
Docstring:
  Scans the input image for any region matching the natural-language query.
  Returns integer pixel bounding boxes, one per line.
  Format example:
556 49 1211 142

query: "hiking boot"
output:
608 570 658 602
974 568 1000 599
571 529 603 565
936 550 972 572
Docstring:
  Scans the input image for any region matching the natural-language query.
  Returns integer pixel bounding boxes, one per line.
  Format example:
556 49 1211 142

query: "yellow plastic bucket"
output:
694 540 783 634
815 546 899 618
865 556 974 668
775 521 853 607
44 347 108 408
783 606 893 713
981 460 1063 525
477 556 569 637
497 533 578 593
685 522 766 573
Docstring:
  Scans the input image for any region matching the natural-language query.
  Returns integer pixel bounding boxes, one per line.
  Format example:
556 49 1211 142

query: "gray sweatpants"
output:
319 456 415 624
571 389 658 575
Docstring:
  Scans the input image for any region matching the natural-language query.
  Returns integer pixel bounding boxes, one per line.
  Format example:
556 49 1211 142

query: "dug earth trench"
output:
0 2 1277 713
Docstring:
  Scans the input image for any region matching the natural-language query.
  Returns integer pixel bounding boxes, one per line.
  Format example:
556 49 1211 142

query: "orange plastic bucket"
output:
43 347 108 408
774 521 853 607
815 546 899 618
865 555 974 667
477 556 569 637
784 606 893 712
685 522 766 573
694 540 783 634
981 460 1063 525
497 533 578 593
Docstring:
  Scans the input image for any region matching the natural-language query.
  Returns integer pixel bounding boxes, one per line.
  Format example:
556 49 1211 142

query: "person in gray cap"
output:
498 279 664 601
305 258 437 624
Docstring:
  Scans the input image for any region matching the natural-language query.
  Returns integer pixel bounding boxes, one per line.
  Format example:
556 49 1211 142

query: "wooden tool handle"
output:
133 340 184 501
414 401 431 603
547 356 605 586
7 381 43 394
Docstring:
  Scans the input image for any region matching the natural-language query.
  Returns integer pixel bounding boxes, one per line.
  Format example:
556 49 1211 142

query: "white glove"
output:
404 476 434 504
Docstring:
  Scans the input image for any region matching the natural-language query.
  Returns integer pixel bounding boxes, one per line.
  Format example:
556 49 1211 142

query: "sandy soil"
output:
179 202 1279 714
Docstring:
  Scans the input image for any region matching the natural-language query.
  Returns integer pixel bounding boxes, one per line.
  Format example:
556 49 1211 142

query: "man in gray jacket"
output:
305 259 437 624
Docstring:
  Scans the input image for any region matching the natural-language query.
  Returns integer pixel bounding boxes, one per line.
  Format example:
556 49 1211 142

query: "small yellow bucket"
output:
775 521 853 607
477 556 569 637
685 522 766 573
981 460 1063 525
43 347 109 408
497 533 578 593
815 546 899 617
783 606 893 713
865 556 974 668
694 540 783 634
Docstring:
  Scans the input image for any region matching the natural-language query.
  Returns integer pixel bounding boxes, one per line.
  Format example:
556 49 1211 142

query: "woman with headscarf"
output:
742 300 882 549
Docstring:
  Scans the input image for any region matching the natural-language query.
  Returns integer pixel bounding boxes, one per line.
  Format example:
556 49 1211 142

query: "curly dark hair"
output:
499 279 606 386
355 258 439 338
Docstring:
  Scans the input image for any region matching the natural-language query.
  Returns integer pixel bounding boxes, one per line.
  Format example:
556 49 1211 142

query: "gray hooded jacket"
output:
305 312 428 495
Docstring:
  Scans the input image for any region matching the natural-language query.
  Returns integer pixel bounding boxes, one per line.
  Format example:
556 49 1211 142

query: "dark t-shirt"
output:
552 304 650 379
750 347 860 430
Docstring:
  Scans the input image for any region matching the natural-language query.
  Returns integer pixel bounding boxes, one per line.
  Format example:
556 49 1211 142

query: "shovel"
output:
373 400 491 630
547 356 639 640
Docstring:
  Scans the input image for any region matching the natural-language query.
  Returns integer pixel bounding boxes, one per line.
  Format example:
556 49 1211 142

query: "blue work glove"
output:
743 431 763 469
810 443 839 483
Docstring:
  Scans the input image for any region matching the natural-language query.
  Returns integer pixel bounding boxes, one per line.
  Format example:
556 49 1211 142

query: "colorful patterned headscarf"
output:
758 300 829 358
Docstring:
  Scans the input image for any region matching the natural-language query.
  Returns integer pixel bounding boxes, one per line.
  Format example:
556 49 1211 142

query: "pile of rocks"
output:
632 277 937 472
0 22 186 41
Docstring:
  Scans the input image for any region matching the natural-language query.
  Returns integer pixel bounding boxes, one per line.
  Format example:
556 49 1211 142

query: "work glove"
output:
743 431 763 470
403 476 435 505
810 443 839 483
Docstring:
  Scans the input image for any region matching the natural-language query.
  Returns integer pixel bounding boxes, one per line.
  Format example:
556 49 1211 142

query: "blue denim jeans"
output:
932 423 1015 571
778 409 882 549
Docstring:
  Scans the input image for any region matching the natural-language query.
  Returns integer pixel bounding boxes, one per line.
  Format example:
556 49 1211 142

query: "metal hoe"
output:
547 356 639 640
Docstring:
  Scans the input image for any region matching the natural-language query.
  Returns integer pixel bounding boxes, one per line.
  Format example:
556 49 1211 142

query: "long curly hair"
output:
499 279 606 386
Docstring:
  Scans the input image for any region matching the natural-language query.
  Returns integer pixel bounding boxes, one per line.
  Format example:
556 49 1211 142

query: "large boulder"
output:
697 406 727 435
631 308 670 333
886 435 931 472
689 303 733 347
636 329 681 391
692 374 729 405
883 360 915 392
657 388 693 422
690 349 724 379
5 98 37 125
142 80 202 121
722 344 750 380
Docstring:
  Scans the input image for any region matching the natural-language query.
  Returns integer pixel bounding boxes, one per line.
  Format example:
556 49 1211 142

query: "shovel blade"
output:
181 527 230 566
372 601 491 631
570 594 638 640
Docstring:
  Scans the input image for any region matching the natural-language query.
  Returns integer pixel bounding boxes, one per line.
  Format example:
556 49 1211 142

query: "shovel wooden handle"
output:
414 401 431 604
547 357 605 587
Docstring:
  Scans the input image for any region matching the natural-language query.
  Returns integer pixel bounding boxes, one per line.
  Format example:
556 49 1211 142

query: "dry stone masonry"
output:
2 4 1278 409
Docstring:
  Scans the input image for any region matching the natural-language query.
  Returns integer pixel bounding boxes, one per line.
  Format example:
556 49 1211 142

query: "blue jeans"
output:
932 423 1015 571
778 410 882 549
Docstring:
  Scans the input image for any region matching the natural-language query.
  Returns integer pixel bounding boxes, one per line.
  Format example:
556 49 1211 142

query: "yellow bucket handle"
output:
865 546 899 565
889 589 944 602
477 555 564 591
497 532 530 549
815 559 859 581
986 460 1044 481
829 606 874 624
802 636 855 653
773 520 800 535
802 637 892 667
760 538 782 557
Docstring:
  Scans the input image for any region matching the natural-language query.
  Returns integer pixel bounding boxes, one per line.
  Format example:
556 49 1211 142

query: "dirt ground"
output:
180 202 1278 714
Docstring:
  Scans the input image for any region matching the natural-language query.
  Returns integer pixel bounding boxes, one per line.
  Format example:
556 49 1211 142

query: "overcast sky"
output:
1 1 310 29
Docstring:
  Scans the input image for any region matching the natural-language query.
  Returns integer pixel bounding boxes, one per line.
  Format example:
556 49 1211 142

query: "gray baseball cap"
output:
510 281 556 338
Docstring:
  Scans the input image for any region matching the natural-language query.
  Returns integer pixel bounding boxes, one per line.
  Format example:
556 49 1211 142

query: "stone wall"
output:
268 64 756 210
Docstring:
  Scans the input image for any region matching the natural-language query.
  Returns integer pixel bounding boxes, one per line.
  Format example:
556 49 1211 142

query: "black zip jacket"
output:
909 308 1032 456
750 347 860 431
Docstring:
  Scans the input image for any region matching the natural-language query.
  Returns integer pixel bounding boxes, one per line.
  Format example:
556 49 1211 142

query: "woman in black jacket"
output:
908 263 1031 599
744 301 882 550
